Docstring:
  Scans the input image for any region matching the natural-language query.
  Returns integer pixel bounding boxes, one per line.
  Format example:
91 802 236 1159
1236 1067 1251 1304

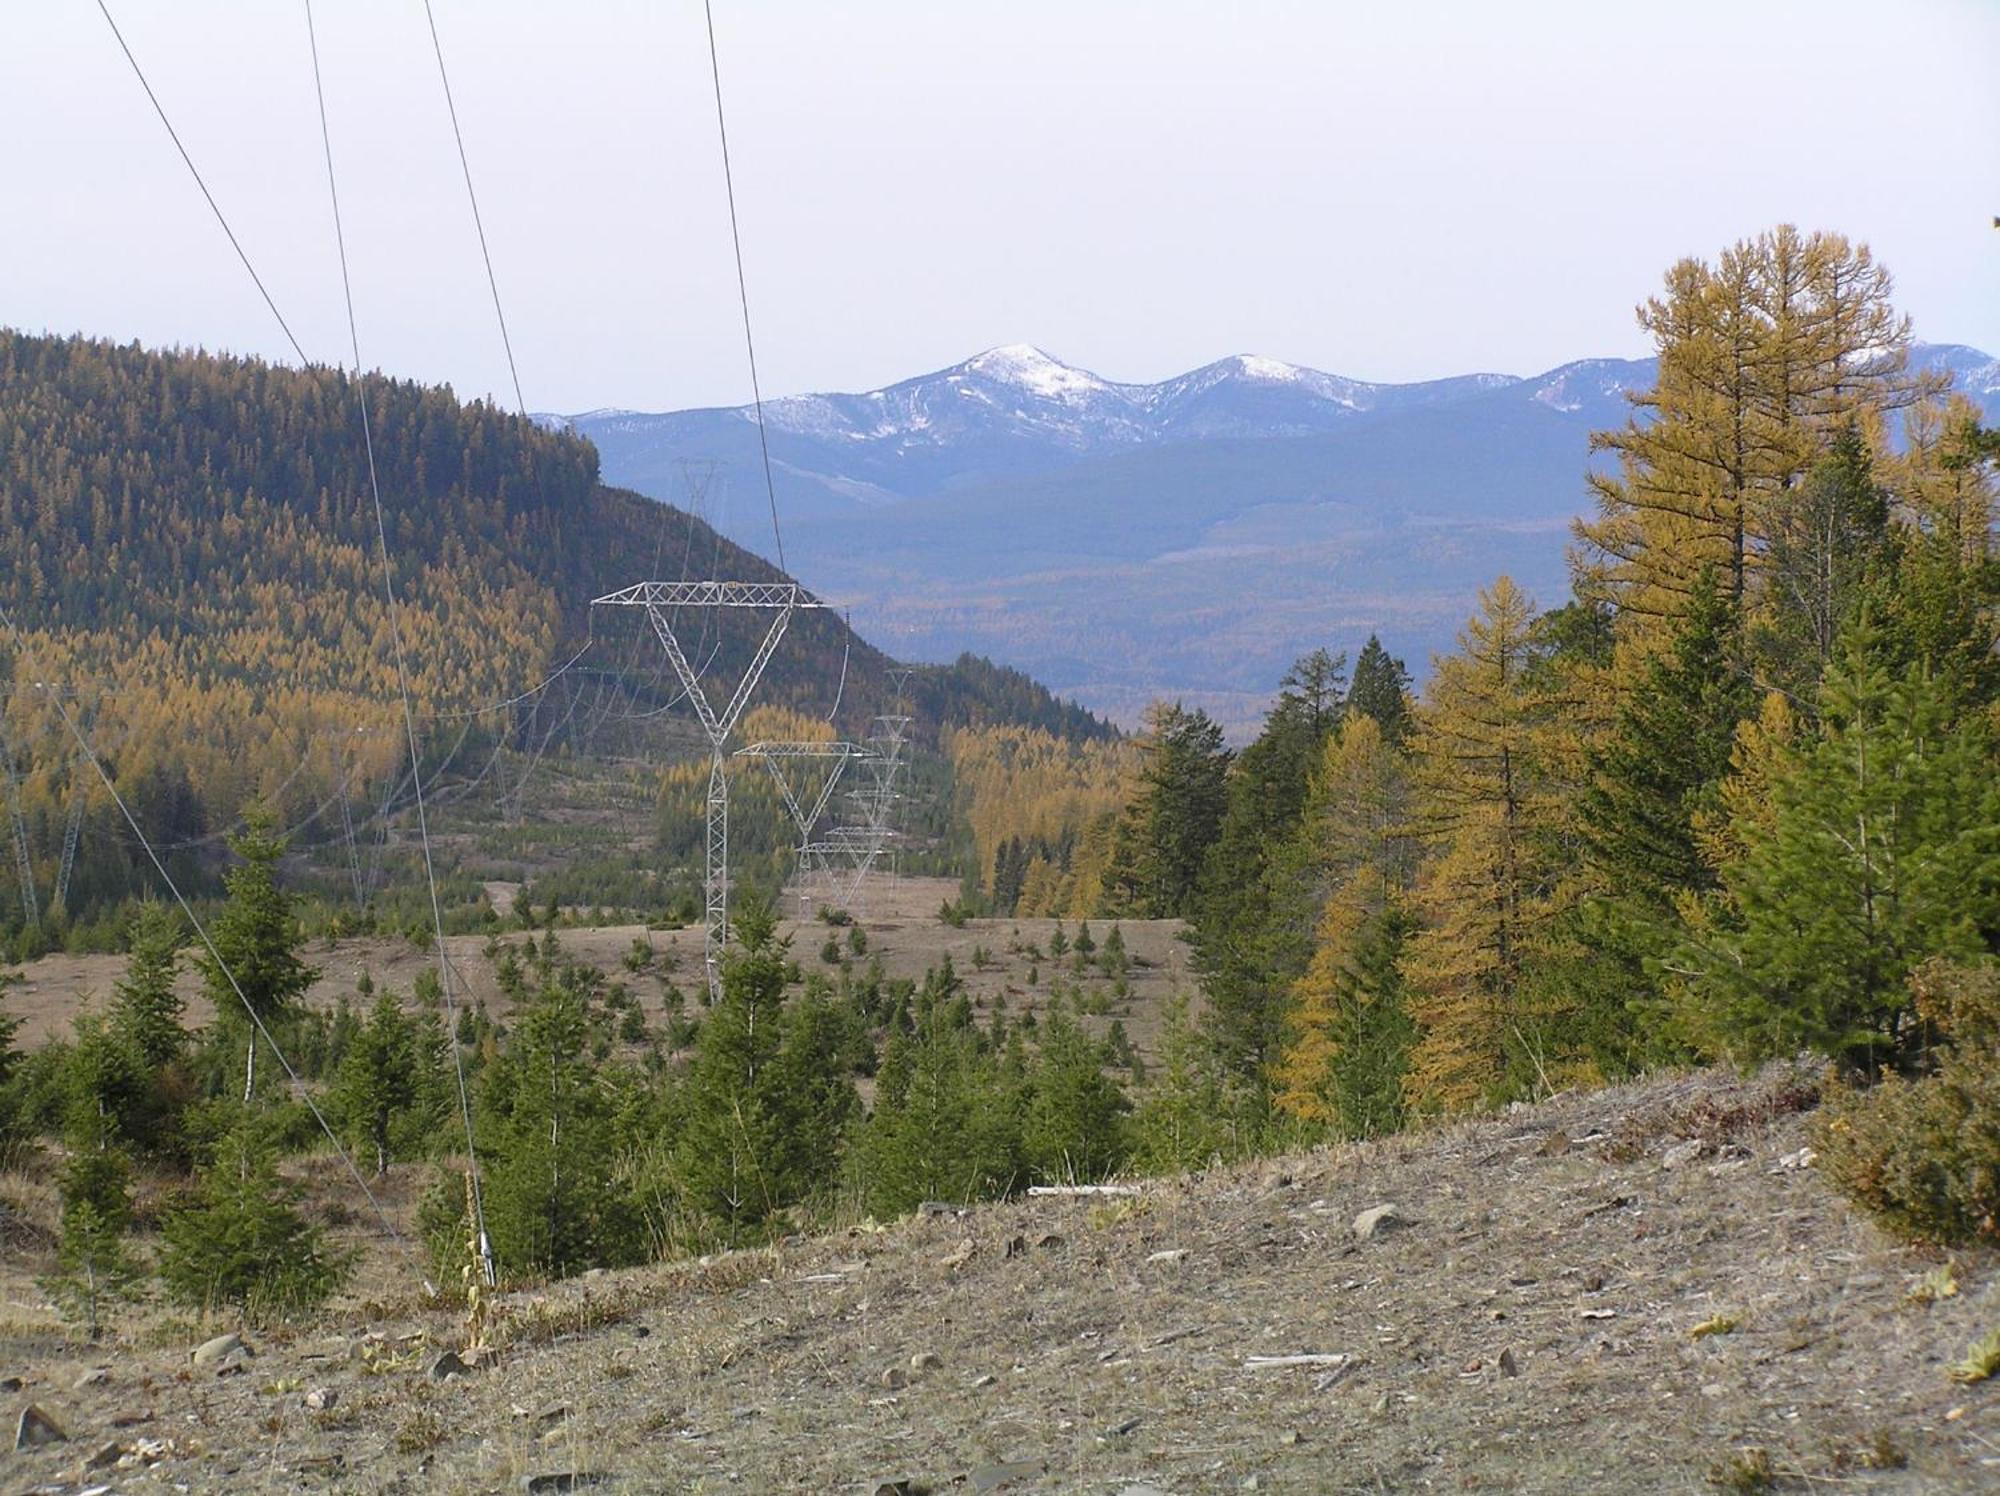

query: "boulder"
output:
192 1332 246 1367
1352 1204 1409 1241
14 1404 67 1450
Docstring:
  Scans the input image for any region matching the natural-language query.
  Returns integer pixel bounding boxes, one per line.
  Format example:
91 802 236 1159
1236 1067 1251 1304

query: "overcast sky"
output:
7 0 1997 414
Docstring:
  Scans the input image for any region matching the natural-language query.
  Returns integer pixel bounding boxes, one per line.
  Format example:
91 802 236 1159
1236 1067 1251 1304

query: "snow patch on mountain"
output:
963 344 1112 400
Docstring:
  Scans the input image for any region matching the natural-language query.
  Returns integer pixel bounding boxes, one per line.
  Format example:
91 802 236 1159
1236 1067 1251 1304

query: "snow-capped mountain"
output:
559 345 1558 508
561 340 1996 732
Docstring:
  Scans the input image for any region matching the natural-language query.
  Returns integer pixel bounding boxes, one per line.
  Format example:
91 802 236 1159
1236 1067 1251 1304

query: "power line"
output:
701 0 787 574
0 603 426 1286
303 0 492 1285
419 0 528 418
92 0 309 365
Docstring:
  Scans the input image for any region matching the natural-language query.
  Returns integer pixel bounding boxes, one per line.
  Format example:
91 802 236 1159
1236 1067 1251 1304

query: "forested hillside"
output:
1054 227 2000 1142
0 333 1106 930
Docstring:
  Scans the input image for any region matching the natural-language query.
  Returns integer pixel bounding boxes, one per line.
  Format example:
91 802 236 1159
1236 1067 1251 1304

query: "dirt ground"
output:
7 876 1197 1064
5 1065 1998 1493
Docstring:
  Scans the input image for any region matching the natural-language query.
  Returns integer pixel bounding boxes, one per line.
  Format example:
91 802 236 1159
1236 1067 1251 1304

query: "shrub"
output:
159 1129 352 1320
1815 960 2000 1246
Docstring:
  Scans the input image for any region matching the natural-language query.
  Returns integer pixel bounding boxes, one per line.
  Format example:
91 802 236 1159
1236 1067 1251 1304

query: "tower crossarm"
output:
591 580 826 611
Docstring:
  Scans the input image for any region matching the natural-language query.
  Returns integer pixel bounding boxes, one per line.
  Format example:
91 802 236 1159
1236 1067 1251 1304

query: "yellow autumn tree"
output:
1575 226 1937 632
1272 714 1417 1134
1400 577 1570 1113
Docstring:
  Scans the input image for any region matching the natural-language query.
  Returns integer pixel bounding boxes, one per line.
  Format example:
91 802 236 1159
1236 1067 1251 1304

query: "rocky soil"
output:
7 1065 2000 1494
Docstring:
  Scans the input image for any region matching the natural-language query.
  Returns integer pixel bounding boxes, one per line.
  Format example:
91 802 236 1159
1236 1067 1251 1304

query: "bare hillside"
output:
5 1065 1998 1492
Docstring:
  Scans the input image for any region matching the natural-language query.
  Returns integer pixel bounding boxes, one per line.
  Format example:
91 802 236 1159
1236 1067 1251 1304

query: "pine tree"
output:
44 1147 140 1340
1192 649 1347 1089
58 1017 149 1154
675 894 853 1243
1755 422 1898 693
1273 714 1419 1132
1680 622 2000 1074
331 994 418 1177
1401 578 1568 1111
110 902 185 1071
1107 703 1230 918
1346 635 1412 746
1022 1005 1128 1184
159 1127 351 1321
480 962 641 1276
1130 993 1236 1174
858 986 1021 1217
197 816 319 1102
1579 572 1754 903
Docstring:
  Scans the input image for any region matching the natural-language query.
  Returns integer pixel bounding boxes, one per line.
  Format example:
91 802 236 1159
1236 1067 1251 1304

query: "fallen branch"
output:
1026 1184 1140 1198
1244 1354 1348 1370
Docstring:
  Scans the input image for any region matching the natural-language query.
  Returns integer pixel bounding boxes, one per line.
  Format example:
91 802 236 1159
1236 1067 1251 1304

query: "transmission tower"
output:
803 666 913 913
592 580 825 999
735 739 867 916
0 720 36 927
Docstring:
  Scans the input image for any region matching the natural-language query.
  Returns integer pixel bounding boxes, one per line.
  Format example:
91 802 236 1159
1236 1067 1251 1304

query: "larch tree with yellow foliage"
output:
1400 577 1570 1112
1575 226 1936 631
1272 713 1417 1137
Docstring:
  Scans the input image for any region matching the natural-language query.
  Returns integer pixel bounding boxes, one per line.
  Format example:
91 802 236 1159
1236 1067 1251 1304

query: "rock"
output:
880 1366 909 1390
909 1351 943 1372
1778 1146 1818 1170
917 1201 959 1218
867 1481 917 1496
73 1367 111 1390
1499 1348 1520 1378
970 1459 1046 1491
304 1387 338 1412
1278 1429 1303 1446
1352 1204 1408 1241
1660 1139 1707 1169
937 1239 976 1270
84 1439 124 1469
214 1358 248 1378
14 1404 67 1450
191 1332 245 1367
430 1350 472 1381
0 1376 22 1393
970 1374 998 1389
1146 1249 1190 1264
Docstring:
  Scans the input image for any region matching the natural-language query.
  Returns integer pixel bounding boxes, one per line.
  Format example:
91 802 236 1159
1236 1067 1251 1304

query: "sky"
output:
6 0 1998 414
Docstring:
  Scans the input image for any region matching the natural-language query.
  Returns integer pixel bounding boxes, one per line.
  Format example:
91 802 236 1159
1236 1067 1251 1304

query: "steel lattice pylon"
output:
593 581 825 999
734 739 869 916
803 667 913 915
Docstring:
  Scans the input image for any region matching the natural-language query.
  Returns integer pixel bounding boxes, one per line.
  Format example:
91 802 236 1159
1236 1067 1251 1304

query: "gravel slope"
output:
7 1065 1999 1494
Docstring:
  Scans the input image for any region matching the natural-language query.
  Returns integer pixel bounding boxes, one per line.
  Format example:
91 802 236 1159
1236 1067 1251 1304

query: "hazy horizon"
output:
8 0 1997 414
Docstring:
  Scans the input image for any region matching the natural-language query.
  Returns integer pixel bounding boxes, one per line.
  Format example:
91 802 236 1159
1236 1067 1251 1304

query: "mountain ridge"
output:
565 340 2000 733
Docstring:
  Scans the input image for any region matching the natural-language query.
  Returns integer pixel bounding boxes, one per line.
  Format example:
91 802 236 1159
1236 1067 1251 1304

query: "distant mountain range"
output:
556 342 2000 734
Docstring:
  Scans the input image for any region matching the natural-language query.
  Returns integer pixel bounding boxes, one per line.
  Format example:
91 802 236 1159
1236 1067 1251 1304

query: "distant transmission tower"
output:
0 715 37 927
592 580 825 1000
734 738 866 917
805 666 912 913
